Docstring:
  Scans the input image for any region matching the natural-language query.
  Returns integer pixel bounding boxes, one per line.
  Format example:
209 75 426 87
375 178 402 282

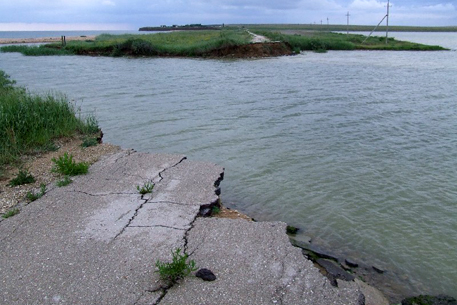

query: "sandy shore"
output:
0 35 96 45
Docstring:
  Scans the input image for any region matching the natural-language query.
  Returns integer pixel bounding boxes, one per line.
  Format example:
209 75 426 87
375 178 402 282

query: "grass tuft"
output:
81 137 98 148
56 176 72 187
136 182 154 194
26 183 46 202
51 152 89 176
2 208 20 219
8 169 35 186
155 248 197 284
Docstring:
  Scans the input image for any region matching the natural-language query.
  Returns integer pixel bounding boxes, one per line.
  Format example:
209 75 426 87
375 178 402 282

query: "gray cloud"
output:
0 0 455 30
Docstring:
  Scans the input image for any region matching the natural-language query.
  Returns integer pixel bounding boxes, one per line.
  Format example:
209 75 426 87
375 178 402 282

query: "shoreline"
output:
1 147 389 304
2 138 455 304
0 35 96 45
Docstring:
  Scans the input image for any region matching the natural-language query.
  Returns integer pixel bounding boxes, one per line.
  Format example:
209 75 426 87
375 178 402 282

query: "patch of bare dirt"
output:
0 137 120 214
214 205 253 221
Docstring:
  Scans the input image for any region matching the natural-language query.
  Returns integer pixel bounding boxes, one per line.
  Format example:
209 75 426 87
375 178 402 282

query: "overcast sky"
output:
0 0 456 31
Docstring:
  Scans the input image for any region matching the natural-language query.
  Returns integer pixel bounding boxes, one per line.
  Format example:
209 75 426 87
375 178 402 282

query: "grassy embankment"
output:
253 30 446 52
0 26 447 57
0 29 252 57
0 70 99 172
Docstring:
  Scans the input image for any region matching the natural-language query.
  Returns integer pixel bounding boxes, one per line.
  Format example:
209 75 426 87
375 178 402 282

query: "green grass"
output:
211 205 221 215
0 45 72 56
136 181 154 194
2 208 20 219
0 29 253 57
155 248 197 284
26 183 46 202
253 30 446 52
0 70 99 168
51 152 89 176
8 169 35 186
81 137 98 148
56 176 72 187
1 28 445 57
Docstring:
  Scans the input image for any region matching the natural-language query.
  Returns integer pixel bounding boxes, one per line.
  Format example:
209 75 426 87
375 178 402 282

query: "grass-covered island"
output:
0 27 447 58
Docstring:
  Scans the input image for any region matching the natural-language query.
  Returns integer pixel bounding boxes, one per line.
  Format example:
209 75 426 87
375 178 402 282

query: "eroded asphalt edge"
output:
0 149 388 305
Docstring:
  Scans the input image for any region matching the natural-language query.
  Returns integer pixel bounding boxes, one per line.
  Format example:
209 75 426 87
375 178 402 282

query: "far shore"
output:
0 35 96 45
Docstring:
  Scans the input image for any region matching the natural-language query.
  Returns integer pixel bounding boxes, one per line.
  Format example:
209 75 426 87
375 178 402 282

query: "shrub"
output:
51 153 89 176
155 248 197 284
8 169 36 186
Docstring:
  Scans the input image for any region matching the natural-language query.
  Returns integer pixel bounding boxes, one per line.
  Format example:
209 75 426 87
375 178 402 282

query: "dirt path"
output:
246 30 270 43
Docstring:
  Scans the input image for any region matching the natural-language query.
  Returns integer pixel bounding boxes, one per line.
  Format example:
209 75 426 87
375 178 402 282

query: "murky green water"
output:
1 32 456 300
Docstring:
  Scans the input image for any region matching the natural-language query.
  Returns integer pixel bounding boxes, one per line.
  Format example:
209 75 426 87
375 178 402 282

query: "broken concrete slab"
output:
0 150 222 305
152 159 223 210
161 218 365 305
71 150 187 195
0 149 380 305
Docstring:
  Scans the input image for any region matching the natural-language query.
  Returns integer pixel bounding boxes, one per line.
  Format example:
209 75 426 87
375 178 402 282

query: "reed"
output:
0 70 99 167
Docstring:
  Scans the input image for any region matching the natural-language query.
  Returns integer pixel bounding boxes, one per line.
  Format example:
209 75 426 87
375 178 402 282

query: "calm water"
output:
1 32 456 299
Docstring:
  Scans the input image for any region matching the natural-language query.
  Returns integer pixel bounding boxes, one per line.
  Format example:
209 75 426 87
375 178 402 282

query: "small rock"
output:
316 258 355 286
286 225 299 234
196 268 216 281
345 258 359 268
358 293 366 305
372 265 385 274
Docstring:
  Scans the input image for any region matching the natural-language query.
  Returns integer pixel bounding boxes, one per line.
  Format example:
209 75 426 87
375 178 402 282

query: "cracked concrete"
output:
0 150 220 304
0 150 384 304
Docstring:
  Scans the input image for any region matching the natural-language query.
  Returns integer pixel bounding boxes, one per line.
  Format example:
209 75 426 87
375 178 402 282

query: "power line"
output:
346 11 350 35
386 0 392 44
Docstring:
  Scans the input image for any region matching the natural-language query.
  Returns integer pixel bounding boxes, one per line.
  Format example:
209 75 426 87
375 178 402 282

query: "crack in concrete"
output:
129 225 187 231
68 190 137 197
149 200 191 207
112 149 135 164
183 213 200 257
157 156 187 183
111 198 148 243
109 157 187 244
151 287 169 305
273 265 304 305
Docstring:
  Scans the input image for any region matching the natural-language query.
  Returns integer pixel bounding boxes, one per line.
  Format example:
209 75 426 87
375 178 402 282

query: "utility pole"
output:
385 0 391 44
346 12 350 35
